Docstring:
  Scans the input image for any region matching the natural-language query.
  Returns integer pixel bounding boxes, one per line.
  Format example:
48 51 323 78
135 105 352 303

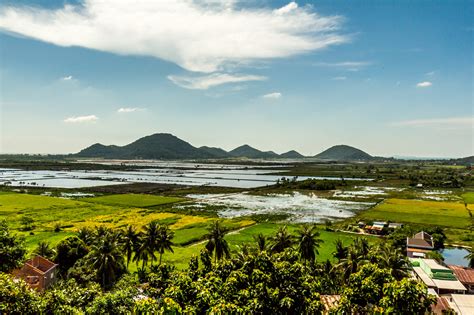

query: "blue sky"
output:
0 0 472 157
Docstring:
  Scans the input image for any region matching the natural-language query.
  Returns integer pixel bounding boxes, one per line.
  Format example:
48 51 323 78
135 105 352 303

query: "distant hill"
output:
280 150 305 159
229 145 279 159
315 145 372 161
76 133 377 161
77 133 217 159
453 155 474 165
76 134 293 160
199 146 230 158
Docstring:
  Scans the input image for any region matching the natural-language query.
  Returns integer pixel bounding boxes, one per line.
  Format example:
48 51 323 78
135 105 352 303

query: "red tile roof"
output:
431 297 451 315
449 265 474 285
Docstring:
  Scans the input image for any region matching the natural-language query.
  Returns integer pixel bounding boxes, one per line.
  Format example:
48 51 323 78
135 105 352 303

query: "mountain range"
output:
76 133 374 161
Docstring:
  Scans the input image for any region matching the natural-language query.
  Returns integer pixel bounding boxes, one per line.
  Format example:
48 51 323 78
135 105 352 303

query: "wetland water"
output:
0 164 370 189
441 248 471 267
187 192 375 223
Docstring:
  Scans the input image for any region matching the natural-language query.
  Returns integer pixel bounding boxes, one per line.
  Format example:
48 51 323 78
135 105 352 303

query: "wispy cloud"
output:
64 115 98 123
0 1 349 73
168 73 266 90
262 92 282 99
117 107 145 113
332 76 347 80
61 75 74 81
313 61 371 71
425 71 436 76
274 2 298 15
416 81 432 88
392 117 473 128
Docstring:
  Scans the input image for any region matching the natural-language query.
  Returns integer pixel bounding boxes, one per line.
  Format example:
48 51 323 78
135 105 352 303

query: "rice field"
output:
82 193 185 207
359 198 472 228
0 192 251 250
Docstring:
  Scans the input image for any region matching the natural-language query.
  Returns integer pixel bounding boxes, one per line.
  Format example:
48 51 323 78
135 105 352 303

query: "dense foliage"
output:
0 221 26 273
0 221 439 314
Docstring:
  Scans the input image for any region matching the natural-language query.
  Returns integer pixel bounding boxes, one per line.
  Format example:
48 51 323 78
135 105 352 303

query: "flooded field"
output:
332 186 404 199
0 164 369 189
187 192 375 223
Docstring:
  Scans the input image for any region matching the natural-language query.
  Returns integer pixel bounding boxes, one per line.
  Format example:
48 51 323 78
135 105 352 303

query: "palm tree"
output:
353 238 370 258
88 233 125 288
132 233 149 269
77 227 94 246
253 233 267 252
337 249 368 280
95 226 112 239
296 225 323 263
205 221 230 263
316 260 339 294
34 241 55 259
465 250 474 268
142 221 160 264
157 225 174 265
333 239 348 262
377 243 409 279
234 244 252 264
271 226 294 253
122 225 140 268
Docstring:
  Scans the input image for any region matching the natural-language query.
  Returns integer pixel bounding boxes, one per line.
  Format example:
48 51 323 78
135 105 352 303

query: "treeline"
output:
276 177 343 190
1 221 438 314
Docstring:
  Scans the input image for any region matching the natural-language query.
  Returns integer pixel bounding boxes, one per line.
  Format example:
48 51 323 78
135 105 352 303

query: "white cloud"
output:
274 2 298 15
313 61 371 71
64 115 98 123
332 76 347 80
0 0 349 73
117 107 144 113
392 117 473 128
168 73 266 90
262 92 282 99
416 81 432 87
61 75 73 81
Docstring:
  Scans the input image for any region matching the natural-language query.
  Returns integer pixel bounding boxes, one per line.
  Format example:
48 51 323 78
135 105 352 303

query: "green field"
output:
157 223 379 270
0 192 381 271
356 198 473 246
359 198 471 228
0 193 251 250
461 192 474 204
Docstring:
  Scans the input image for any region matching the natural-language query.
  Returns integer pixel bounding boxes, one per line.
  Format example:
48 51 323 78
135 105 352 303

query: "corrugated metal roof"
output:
413 265 466 291
449 265 474 285
423 259 450 271
449 294 474 315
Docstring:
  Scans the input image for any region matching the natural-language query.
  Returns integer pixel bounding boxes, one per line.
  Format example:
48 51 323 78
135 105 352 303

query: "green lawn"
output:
82 193 185 207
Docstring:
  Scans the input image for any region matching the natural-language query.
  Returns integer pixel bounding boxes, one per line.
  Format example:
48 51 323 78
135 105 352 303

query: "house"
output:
406 231 434 258
364 221 387 235
431 296 452 315
388 222 403 230
446 294 474 315
449 265 474 294
13 256 58 291
410 258 466 295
